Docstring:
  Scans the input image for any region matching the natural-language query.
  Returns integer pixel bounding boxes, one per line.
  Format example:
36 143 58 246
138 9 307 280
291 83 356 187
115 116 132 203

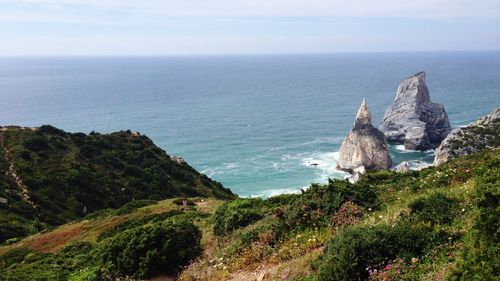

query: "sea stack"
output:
337 98 392 174
379 72 451 150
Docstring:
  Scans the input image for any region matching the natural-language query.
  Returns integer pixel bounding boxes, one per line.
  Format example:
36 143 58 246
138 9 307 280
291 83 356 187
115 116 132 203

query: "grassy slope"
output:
0 150 497 280
0 198 224 255
0 125 234 243
180 149 498 281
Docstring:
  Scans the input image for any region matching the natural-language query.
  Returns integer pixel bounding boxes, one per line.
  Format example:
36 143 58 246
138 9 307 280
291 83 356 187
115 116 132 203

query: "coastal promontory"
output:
379 72 451 150
434 107 500 165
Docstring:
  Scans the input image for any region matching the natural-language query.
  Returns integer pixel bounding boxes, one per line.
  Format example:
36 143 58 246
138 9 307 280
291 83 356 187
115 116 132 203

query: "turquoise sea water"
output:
0 52 499 196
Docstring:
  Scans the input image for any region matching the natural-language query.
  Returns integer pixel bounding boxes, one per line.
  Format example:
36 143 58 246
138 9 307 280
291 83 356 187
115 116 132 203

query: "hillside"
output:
0 149 498 280
434 107 500 165
0 125 234 243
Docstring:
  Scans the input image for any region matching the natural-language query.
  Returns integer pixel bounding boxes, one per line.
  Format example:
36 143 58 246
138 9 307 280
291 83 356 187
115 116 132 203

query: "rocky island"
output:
337 98 391 175
379 72 451 150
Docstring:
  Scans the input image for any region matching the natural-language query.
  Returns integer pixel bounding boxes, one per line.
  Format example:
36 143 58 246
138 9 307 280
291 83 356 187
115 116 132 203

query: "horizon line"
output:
1 49 500 58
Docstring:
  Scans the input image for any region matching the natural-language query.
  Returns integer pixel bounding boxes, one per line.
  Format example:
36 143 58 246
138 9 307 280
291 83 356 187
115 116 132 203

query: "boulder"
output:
379 72 451 150
434 107 500 165
337 98 392 173
392 161 410 173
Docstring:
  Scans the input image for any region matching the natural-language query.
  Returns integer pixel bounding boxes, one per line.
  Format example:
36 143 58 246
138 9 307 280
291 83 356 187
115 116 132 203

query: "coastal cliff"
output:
434 107 500 165
379 72 451 150
337 99 392 173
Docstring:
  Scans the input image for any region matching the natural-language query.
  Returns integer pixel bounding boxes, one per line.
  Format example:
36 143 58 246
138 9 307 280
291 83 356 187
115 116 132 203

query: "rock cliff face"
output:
337 99 392 173
434 107 500 165
379 72 451 150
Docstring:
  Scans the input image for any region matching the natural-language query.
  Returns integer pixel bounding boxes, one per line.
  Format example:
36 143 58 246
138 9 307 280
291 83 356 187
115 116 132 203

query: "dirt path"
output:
226 264 283 281
0 133 36 207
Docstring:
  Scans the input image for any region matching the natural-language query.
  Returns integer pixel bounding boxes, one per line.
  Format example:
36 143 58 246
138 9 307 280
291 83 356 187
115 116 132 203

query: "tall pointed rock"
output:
379 72 451 150
337 99 392 173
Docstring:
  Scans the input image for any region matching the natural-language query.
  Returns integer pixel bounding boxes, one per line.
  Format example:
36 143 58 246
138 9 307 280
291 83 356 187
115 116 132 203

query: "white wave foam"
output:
201 162 240 177
301 151 350 182
408 160 433 170
251 187 302 198
394 144 435 154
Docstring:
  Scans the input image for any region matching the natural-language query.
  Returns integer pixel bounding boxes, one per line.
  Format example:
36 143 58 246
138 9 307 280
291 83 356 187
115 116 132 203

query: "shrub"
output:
330 201 364 227
23 135 50 151
408 193 460 225
101 220 202 279
97 210 182 241
317 222 447 281
213 198 265 236
286 180 377 227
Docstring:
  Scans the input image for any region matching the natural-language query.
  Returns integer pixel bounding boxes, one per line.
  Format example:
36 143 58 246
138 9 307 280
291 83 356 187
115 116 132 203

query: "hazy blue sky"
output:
1 0 500 55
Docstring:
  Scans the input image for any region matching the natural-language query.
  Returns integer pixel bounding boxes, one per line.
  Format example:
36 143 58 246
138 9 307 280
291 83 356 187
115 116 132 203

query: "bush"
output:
213 198 265 236
101 220 202 279
97 210 182 241
317 223 447 281
408 193 459 225
286 180 377 227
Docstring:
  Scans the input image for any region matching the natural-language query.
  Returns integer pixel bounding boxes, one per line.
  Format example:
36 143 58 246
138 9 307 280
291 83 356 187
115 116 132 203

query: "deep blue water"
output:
0 52 499 196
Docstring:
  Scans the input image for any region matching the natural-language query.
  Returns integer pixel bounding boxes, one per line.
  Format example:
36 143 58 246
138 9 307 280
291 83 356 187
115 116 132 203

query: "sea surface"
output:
1 52 499 196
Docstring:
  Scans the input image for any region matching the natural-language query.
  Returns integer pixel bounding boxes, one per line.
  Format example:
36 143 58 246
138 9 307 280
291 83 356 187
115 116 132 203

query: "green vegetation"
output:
0 199 207 280
101 220 201 279
0 125 497 280
317 223 447 281
0 126 234 243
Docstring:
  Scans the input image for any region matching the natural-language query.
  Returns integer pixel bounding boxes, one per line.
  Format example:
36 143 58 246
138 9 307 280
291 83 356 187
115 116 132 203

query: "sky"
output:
1 0 500 55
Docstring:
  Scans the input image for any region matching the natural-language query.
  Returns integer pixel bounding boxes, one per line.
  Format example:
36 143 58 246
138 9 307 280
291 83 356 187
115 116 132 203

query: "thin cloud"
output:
1 0 500 19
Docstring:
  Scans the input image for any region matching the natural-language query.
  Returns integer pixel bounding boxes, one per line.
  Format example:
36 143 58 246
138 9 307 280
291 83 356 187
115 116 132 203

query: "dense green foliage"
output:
209 150 499 281
213 198 266 236
0 242 99 281
0 214 202 280
213 179 378 237
0 126 233 242
101 220 202 279
408 193 459 225
316 223 447 281
0 126 498 280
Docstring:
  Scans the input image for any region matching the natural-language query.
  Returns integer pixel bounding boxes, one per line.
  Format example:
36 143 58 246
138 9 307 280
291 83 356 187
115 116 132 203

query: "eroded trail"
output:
0 131 36 207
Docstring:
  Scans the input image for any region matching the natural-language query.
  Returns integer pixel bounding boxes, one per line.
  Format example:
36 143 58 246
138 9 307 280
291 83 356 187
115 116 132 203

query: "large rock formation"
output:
337 99 392 173
434 107 500 165
379 72 451 150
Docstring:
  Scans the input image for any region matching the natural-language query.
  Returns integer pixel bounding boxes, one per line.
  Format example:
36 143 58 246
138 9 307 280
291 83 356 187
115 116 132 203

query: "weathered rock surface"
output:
434 107 500 166
392 161 410 173
337 99 392 173
379 72 451 150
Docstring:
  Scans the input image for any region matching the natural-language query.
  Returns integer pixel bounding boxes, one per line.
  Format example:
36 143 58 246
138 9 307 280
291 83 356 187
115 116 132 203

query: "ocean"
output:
1 52 499 196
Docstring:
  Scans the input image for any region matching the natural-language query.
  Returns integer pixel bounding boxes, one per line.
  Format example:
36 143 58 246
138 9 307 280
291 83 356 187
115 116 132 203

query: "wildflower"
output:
461 208 465 212
368 208 372 211
411 257 418 263
379 215 383 218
